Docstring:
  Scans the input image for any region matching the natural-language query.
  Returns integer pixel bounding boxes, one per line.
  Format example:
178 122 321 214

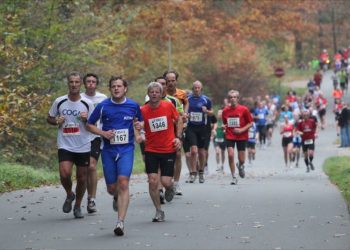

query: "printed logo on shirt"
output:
62 109 81 116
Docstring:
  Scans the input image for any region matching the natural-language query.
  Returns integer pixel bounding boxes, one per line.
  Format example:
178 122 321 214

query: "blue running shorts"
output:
101 150 134 184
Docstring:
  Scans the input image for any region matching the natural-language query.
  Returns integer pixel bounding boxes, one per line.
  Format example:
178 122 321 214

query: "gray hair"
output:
228 89 240 97
147 81 163 94
66 71 82 82
193 80 202 88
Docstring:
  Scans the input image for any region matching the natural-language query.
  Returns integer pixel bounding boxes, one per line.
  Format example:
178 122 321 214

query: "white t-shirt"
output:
81 92 107 140
81 91 107 106
48 95 94 153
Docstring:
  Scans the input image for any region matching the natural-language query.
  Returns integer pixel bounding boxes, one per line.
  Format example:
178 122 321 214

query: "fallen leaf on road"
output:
253 224 264 228
333 233 346 238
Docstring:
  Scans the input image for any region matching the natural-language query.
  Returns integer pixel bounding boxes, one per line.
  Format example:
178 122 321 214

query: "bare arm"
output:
47 115 64 126
86 123 115 140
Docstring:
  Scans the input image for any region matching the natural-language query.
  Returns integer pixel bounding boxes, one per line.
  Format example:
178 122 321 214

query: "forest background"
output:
1 0 350 175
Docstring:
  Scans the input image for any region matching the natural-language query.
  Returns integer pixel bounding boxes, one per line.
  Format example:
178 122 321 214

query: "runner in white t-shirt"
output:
47 72 94 219
81 73 107 214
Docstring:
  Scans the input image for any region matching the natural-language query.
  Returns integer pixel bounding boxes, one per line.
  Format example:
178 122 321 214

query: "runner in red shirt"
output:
315 93 328 129
140 82 182 222
280 115 294 168
313 69 323 88
296 110 318 173
222 90 253 185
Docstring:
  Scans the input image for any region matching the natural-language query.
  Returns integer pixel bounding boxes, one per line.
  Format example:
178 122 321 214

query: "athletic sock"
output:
304 158 309 166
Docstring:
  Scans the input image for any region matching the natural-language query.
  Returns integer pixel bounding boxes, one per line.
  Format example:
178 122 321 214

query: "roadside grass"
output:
0 162 60 193
323 156 350 208
0 145 146 193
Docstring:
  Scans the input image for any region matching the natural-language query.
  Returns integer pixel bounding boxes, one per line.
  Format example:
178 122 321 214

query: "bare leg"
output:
87 156 98 199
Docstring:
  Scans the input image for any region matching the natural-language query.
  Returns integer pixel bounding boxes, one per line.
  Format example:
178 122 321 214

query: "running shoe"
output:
152 209 165 222
62 193 75 213
113 195 118 212
159 189 165 204
231 176 238 185
164 186 175 202
73 206 84 219
87 198 97 214
309 162 315 171
114 221 124 236
237 163 245 178
174 183 183 196
306 166 310 173
198 172 205 183
189 173 197 183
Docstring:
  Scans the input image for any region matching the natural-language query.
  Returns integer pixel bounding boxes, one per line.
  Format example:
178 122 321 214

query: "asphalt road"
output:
1 71 350 250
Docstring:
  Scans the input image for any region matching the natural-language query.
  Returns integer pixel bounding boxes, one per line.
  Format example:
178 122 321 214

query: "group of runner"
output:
47 69 324 237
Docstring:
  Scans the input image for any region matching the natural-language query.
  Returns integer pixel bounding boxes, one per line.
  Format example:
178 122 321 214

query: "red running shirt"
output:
282 123 294 138
222 104 253 140
141 101 179 153
297 118 317 141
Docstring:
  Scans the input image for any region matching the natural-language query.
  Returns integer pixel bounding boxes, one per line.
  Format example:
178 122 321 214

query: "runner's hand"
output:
103 130 115 140
173 138 182 150
80 112 88 122
133 118 142 130
56 116 65 125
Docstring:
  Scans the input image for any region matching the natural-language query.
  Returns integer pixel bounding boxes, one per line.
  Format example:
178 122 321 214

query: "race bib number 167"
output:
110 129 129 144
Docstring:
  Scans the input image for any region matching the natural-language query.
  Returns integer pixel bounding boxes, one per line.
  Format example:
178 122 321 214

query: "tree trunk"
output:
294 31 303 66
331 6 337 54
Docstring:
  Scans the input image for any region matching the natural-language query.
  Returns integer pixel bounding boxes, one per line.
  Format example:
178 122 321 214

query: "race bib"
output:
215 138 224 143
110 129 129 144
258 113 265 119
304 139 313 145
190 112 203 122
283 131 292 137
227 117 240 128
62 123 80 136
149 116 168 132
248 131 255 139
